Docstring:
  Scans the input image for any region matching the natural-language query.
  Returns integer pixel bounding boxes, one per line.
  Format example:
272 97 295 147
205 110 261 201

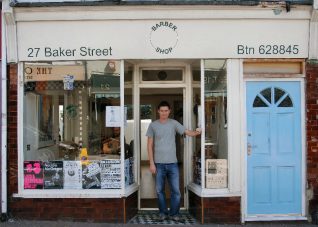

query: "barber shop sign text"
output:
150 21 179 55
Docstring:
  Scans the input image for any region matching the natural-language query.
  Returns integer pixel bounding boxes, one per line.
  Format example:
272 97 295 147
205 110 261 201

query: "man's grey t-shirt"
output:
146 119 186 164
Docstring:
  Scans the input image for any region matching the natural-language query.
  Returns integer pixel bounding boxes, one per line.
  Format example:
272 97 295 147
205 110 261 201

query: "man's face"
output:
158 106 170 120
113 127 120 137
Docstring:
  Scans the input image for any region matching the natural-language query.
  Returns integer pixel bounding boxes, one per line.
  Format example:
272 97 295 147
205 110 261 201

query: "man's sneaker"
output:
170 215 183 222
158 214 168 221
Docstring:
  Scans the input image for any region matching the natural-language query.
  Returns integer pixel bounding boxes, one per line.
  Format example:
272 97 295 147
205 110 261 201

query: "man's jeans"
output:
155 163 181 216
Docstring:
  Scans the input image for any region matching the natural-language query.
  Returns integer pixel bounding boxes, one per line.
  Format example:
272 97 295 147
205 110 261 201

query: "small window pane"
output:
142 70 182 81
260 88 271 104
278 95 293 107
275 88 285 104
253 96 268 107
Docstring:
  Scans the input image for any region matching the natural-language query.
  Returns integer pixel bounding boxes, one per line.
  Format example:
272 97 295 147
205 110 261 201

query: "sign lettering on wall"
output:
24 65 85 81
17 20 309 60
150 21 179 55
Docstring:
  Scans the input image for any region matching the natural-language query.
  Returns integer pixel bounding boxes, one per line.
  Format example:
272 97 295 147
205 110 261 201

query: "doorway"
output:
246 81 302 216
139 87 185 210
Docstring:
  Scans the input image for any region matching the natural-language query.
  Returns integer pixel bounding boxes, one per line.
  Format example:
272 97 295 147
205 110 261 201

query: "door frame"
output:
132 61 194 211
242 78 306 221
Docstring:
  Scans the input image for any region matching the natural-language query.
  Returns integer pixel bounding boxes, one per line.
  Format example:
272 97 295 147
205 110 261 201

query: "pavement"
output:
0 219 317 227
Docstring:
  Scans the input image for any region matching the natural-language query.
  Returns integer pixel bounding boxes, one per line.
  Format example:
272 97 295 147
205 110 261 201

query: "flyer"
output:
105 106 121 127
43 161 63 189
100 159 121 189
24 161 44 189
63 161 82 189
82 161 101 189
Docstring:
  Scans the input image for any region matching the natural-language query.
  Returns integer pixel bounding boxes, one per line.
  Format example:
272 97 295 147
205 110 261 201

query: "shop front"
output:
4 3 312 223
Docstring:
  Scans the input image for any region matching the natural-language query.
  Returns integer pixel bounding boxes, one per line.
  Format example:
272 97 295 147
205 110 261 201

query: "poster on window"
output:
100 159 121 189
124 158 130 187
129 157 134 185
43 161 63 189
124 158 134 186
24 161 44 189
82 161 101 189
63 161 82 189
105 106 121 127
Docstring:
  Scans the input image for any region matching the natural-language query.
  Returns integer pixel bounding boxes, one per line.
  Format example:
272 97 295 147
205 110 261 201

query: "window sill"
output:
188 182 240 197
13 183 139 198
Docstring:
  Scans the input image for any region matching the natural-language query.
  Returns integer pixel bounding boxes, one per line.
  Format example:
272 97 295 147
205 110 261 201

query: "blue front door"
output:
246 81 302 215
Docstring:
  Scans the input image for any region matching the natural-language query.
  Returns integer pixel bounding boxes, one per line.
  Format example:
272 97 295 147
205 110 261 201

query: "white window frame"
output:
15 60 138 198
188 59 241 197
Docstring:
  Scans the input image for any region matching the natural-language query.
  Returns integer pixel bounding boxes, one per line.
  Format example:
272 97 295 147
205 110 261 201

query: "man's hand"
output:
149 163 156 174
185 128 202 137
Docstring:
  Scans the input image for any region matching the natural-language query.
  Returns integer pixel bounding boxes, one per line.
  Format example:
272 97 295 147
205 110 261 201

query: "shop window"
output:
203 59 228 189
22 61 131 190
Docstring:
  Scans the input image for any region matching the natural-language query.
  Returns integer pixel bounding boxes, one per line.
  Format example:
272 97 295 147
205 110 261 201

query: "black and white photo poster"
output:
82 161 101 189
43 161 63 189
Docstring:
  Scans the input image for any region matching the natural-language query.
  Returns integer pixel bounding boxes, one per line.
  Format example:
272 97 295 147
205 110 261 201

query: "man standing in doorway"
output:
146 101 201 222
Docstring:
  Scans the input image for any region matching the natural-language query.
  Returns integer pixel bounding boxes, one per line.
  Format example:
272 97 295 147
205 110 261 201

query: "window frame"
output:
188 59 242 197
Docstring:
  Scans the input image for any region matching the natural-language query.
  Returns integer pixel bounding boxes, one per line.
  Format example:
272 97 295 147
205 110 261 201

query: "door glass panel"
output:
260 88 271 104
278 95 293 107
274 88 286 104
253 96 268 107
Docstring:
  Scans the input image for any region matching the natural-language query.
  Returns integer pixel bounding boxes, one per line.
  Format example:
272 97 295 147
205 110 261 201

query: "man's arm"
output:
184 128 201 137
147 137 156 174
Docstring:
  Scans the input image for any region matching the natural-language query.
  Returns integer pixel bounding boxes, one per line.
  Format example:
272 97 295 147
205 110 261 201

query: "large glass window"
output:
203 59 228 189
23 61 130 190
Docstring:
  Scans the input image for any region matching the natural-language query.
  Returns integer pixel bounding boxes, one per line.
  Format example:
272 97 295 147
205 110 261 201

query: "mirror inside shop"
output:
23 60 134 190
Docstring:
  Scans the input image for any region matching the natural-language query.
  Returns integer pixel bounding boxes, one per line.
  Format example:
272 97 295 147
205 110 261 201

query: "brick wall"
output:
306 61 318 215
189 191 240 224
7 64 18 196
203 197 240 223
189 191 203 223
124 192 138 223
10 198 124 222
6 64 137 222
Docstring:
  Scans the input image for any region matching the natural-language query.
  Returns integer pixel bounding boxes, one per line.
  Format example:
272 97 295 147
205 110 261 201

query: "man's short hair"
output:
157 101 171 110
